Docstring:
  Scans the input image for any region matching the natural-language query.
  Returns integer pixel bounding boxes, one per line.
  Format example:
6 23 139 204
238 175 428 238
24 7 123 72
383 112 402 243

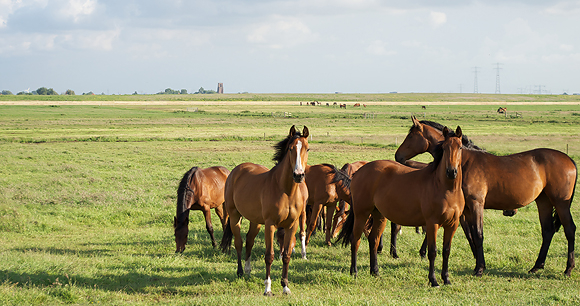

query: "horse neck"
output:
271 155 300 194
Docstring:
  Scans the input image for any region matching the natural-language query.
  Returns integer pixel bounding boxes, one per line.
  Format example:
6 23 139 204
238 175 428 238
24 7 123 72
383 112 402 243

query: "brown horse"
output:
304 164 352 246
395 116 577 277
173 166 230 253
337 127 465 287
332 161 368 236
220 125 309 296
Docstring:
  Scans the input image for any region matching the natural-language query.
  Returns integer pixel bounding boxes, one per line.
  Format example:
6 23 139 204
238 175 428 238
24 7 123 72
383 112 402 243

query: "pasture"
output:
1 99 580 305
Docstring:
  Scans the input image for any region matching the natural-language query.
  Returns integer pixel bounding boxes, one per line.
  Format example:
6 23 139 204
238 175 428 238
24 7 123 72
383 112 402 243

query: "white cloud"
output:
560 44 574 52
61 0 97 22
247 16 318 49
367 40 396 56
545 1 580 15
429 11 446 27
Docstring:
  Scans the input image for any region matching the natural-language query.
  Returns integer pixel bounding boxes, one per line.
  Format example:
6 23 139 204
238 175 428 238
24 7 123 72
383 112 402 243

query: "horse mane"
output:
272 131 302 165
419 120 484 151
326 163 352 190
175 166 197 229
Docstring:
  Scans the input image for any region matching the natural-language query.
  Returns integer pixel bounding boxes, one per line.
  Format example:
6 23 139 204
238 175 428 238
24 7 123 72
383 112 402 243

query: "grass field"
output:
1 96 580 305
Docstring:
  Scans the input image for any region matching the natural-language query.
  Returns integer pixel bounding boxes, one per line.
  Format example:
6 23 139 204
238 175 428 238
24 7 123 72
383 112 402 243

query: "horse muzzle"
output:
293 172 305 183
446 168 458 180
394 153 405 164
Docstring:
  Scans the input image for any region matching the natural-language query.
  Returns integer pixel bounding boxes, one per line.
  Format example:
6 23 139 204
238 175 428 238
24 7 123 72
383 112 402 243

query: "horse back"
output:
190 166 230 209
464 148 576 209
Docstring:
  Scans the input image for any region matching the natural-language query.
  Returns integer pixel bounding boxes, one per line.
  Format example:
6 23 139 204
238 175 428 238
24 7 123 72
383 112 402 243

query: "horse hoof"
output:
282 287 291 295
264 291 273 297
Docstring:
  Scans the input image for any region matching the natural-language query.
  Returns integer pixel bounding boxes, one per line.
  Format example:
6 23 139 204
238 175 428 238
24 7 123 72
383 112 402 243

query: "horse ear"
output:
442 126 450 138
302 126 309 138
289 125 297 137
455 126 462 138
411 116 420 127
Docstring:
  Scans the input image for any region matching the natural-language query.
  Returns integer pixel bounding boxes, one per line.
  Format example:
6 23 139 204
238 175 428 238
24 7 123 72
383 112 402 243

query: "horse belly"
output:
374 188 425 227
484 175 544 210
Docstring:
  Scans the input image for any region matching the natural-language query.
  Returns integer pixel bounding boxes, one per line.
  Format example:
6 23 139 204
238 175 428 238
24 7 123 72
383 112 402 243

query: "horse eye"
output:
307 149 310 152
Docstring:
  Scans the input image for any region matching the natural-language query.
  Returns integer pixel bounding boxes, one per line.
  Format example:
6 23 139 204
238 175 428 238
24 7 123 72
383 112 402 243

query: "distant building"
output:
217 83 224 94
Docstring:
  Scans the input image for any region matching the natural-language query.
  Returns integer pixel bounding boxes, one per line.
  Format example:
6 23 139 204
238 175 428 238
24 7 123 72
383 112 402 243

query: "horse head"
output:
395 116 431 164
441 126 463 180
174 213 189 253
287 125 310 183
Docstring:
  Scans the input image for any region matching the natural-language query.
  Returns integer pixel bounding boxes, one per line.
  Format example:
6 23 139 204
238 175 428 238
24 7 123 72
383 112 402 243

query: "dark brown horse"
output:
173 166 230 252
337 127 465 287
395 116 577 277
304 164 352 246
220 126 309 296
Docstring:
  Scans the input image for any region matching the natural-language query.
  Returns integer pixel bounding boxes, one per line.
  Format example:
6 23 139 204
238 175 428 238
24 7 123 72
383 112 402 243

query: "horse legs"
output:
324 203 336 246
390 222 401 258
201 207 217 247
244 222 261 275
228 213 244 278
350 213 368 277
464 200 486 276
305 203 323 246
331 200 347 238
458 212 477 259
299 206 307 259
369 210 387 276
280 222 299 295
425 222 440 287
554 204 576 276
441 222 459 285
529 195 557 274
263 224 276 296
214 202 227 230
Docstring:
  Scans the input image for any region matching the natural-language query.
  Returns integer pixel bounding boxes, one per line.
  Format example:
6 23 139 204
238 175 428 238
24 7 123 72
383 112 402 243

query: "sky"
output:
1 0 579 95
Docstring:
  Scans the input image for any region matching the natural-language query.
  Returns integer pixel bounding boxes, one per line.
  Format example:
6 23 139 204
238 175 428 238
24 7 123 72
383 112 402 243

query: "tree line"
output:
1 87 218 96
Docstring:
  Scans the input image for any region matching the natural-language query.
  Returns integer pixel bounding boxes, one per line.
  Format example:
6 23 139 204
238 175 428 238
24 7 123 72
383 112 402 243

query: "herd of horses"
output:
173 118 577 295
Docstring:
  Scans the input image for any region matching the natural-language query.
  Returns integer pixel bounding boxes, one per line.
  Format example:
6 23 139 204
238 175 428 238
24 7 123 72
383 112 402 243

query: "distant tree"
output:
180 89 188 94
65 89 75 95
133 91 138 95
82 91 95 95
36 87 48 95
35 87 59 95
195 87 216 94
17 91 33 95
1 90 13 95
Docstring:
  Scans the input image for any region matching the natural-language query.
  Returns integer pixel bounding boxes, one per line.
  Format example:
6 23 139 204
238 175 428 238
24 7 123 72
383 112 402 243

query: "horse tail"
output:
554 157 578 232
336 209 355 247
220 216 233 253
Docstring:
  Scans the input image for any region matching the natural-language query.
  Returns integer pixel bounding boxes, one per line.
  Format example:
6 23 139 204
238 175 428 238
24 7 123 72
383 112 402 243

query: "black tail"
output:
554 157 577 232
336 210 355 247
219 216 233 253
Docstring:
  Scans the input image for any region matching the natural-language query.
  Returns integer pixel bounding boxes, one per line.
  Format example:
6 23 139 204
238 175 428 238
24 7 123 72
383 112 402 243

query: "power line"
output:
493 63 502 94
472 67 479 94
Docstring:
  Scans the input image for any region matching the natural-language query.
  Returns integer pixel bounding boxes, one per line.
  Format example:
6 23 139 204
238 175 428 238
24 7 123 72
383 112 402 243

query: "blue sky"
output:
1 0 579 95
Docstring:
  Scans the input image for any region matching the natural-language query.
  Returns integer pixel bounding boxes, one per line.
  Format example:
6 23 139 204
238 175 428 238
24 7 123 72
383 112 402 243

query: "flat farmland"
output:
1 98 580 305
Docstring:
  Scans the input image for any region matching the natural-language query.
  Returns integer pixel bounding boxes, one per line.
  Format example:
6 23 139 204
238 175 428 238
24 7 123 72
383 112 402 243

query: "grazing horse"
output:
337 127 465 287
304 164 352 246
395 116 577 277
174 166 230 252
220 126 310 296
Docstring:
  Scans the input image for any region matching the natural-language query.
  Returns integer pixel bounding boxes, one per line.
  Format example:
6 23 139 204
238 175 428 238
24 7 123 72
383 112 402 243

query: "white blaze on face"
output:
294 140 304 175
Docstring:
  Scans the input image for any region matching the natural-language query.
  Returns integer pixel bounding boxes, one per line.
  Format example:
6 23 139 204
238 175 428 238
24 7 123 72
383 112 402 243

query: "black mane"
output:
419 120 484 151
272 131 302 165
175 166 196 229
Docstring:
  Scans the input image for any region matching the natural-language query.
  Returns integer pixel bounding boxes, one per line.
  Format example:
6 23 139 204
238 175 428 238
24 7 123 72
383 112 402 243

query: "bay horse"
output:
220 125 309 296
304 164 352 246
337 127 465 287
173 166 230 253
395 116 577 277
332 161 368 236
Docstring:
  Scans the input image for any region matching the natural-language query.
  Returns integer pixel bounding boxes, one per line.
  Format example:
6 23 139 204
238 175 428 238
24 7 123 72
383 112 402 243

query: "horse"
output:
220 125 310 296
304 164 352 246
337 127 465 287
173 166 230 253
395 116 577 277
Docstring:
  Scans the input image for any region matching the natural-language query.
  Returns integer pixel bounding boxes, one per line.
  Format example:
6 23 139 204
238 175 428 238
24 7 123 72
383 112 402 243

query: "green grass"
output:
1 99 580 305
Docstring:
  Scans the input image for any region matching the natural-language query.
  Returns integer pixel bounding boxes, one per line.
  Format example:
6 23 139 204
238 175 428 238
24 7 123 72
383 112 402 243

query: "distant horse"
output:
340 104 347 109
220 125 310 296
353 103 361 107
304 164 351 246
395 116 577 276
497 107 507 114
337 127 465 287
174 166 230 253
